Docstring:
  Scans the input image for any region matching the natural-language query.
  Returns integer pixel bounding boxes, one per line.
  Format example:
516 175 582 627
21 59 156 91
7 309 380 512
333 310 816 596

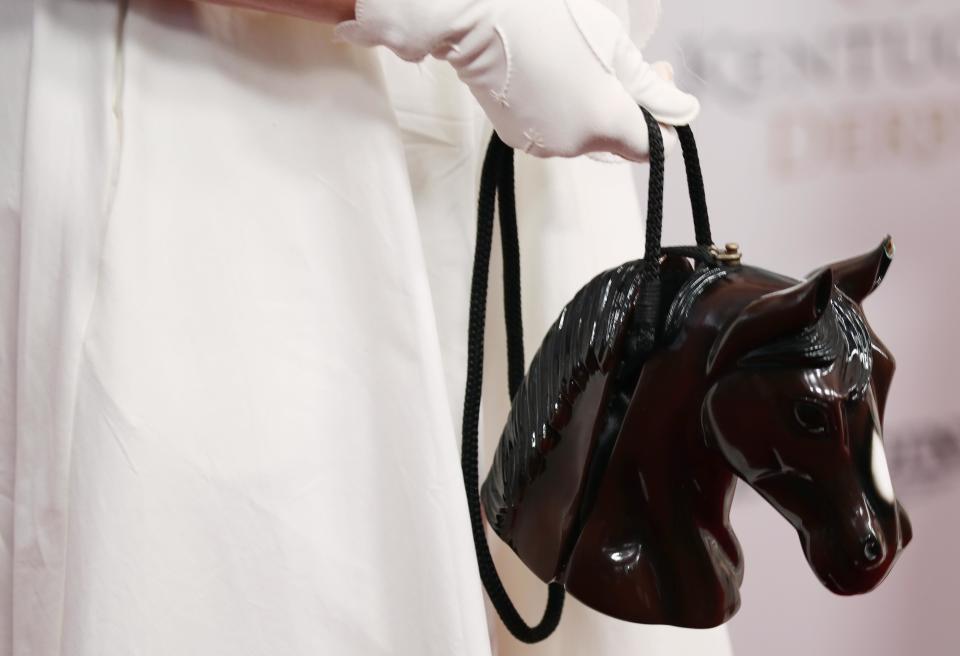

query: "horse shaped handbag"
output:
460 109 913 643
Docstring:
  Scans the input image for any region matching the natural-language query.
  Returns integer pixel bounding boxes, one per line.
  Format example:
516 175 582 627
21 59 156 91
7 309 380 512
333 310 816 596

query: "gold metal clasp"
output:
709 242 742 265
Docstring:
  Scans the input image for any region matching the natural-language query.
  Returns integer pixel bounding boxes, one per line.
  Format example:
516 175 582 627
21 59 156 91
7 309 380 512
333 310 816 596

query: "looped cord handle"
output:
461 133 565 644
462 112 713 643
640 106 713 274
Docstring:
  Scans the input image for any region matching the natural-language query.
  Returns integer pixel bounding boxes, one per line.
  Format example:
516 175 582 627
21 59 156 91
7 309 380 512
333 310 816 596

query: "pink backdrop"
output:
639 1 960 654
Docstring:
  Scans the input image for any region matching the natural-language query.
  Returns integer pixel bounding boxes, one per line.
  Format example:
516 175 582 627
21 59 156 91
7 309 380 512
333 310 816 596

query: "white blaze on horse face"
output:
871 430 895 503
866 385 895 504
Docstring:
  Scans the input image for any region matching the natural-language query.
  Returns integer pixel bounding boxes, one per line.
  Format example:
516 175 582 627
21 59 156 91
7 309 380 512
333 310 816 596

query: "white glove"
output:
335 0 700 161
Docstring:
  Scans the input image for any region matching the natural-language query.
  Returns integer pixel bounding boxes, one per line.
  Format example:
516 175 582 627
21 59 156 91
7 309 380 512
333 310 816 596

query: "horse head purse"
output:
460 109 913 642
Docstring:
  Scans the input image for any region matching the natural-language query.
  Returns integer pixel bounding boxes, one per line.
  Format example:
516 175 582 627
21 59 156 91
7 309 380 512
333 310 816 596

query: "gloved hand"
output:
335 0 699 161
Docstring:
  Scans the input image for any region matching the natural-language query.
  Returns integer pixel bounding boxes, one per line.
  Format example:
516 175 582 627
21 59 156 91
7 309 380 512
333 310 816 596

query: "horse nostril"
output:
863 537 883 563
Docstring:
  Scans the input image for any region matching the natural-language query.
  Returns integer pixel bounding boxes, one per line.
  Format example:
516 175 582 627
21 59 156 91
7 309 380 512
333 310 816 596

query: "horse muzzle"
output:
802 501 912 595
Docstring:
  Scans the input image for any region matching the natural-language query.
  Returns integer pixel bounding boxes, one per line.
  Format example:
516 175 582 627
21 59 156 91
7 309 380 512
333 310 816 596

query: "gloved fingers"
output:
613 35 700 126
646 60 681 156
585 122 677 163
581 84 679 162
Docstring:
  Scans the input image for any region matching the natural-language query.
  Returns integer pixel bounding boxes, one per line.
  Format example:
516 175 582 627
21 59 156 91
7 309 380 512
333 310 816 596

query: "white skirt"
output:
0 1 733 654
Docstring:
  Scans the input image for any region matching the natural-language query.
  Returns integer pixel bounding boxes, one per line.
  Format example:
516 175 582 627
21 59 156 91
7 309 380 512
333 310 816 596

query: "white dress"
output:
0 1 733 654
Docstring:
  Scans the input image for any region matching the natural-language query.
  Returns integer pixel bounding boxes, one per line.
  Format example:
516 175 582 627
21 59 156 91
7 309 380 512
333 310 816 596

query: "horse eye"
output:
794 401 830 435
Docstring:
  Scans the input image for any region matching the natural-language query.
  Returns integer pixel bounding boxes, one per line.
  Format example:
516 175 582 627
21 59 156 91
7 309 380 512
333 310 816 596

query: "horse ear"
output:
707 269 834 376
807 236 894 304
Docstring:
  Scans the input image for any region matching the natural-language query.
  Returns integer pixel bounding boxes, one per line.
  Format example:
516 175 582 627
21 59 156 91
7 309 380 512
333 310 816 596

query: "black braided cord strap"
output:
461 133 565 643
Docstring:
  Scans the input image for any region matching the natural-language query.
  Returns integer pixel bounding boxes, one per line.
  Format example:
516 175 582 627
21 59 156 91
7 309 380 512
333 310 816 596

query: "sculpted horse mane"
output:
482 258 721 564
483 259 649 532
480 238 911 628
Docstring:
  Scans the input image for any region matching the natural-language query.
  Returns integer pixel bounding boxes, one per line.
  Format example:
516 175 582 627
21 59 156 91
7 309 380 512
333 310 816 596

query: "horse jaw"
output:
559 404 747 628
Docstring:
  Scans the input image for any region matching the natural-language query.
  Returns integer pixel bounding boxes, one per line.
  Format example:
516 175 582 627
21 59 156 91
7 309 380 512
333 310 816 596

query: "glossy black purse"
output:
461 110 911 642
